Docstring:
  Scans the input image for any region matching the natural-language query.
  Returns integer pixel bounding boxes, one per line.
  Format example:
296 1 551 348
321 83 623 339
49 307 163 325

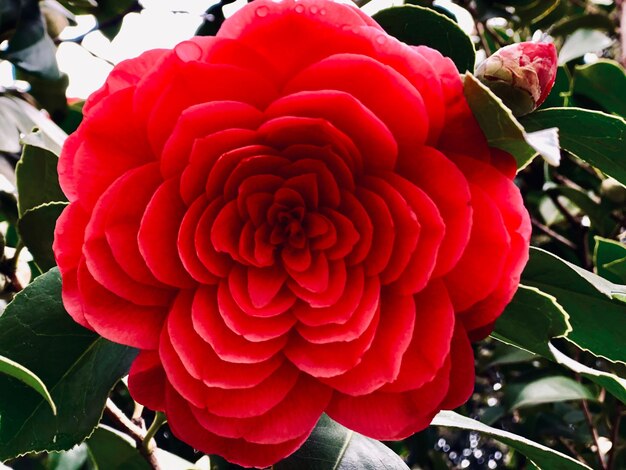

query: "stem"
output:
607 405 623 470
105 400 162 470
557 436 590 467
531 217 578 250
581 399 608 470
142 411 167 454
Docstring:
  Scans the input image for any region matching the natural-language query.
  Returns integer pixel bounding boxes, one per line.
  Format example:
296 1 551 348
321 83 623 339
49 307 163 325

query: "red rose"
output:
53 0 531 466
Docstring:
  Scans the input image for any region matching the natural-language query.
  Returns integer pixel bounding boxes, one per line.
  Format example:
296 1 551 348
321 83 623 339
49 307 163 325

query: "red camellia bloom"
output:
53 0 531 466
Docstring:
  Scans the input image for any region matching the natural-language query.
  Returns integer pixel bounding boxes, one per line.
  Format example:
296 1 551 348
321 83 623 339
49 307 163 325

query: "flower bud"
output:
476 42 558 116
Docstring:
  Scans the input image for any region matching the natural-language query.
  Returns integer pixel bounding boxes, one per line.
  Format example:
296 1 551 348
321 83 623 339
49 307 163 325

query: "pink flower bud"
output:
476 42 558 116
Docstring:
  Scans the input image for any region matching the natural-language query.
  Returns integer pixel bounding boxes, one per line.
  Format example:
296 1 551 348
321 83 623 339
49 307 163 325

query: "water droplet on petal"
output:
295 4 305 13
375 35 386 45
310 6 318 14
256 5 269 17
320 8 327 15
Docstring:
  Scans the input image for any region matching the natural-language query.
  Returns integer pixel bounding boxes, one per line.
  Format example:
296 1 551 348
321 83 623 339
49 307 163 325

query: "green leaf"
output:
0 0 62 79
546 186 616 236
548 343 626 404
494 285 570 358
86 426 151 470
521 108 626 186
494 284 626 403
539 66 571 110
275 414 409 469
16 132 67 216
572 60 626 117
18 201 68 271
431 411 591 470
464 74 560 168
0 354 56 415
558 29 613 65
0 269 138 460
47 443 90 470
373 5 475 73
593 236 626 283
550 13 615 37
507 376 596 409
521 247 626 364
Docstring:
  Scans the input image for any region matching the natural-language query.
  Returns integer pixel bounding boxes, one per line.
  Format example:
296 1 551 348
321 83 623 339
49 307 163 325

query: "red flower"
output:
53 0 531 466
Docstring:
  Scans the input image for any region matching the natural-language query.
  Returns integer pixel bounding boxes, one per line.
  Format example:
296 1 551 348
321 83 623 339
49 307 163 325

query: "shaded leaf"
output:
494 283 626 403
16 132 67 216
0 354 56 415
86 426 151 470
593 236 626 283
546 186 616 236
521 108 626 186
373 5 475 72
0 269 138 460
507 376 596 409
571 60 626 117
559 29 613 65
431 411 591 470
464 74 560 168
18 201 67 271
275 414 409 469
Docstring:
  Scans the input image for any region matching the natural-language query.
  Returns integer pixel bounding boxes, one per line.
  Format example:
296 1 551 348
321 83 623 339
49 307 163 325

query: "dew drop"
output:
310 6 318 14
375 35 386 45
295 4 305 13
320 8 327 15
256 5 269 17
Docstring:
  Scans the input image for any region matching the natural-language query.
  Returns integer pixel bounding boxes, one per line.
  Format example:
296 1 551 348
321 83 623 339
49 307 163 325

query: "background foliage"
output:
0 0 625 469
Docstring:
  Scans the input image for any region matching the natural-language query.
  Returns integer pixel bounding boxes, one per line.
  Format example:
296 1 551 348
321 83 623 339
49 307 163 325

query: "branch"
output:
105 400 161 470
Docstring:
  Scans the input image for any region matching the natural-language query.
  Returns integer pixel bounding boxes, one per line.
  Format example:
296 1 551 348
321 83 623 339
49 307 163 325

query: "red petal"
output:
190 374 331 444
168 288 284 388
192 285 287 363
160 100 263 178
382 280 454 393
127 350 166 412
321 291 415 395
266 90 397 170
165 385 311 468
77 261 166 349
138 178 196 288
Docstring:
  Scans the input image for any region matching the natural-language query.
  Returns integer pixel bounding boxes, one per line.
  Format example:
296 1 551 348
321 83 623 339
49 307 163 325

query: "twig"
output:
581 399 608 470
104 400 161 470
531 217 578 250
557 436 591 467
607 404 623 470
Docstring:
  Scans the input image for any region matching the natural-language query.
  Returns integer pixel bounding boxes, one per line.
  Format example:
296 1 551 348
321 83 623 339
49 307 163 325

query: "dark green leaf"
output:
16 133 67 216
86 426 151 470
550 13 614 37
494 285 570 358
431 411 591 470
558 29 613 65
0 0 61 79
0 95 67 155
521 247 626 364
464 74 560 167
0 269 138 460
493 285 626 403
373 5 475 72
593 236 626 283
507 376 596 409
546 186 616 236
0 354 56 415
539 66 571 110
275 414 409 469
571 60 626 117
521 108 626 186
47 443 90 470
18 201 67 271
